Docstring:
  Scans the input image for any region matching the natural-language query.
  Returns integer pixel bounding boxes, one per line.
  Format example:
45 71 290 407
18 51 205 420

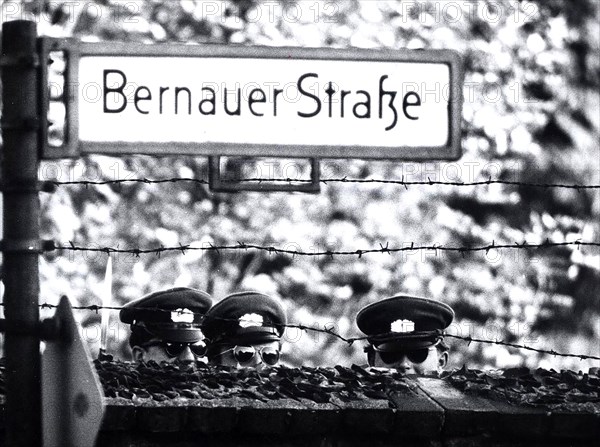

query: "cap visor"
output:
371 333 439 351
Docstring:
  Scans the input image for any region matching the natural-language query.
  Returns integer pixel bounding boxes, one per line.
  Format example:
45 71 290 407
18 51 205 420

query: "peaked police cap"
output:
120 287 213 343
356 295 454 351
202 291 286 345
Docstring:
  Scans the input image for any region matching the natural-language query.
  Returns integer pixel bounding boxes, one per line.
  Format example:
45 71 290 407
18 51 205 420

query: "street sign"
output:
42 296 105 447
42 40 463 160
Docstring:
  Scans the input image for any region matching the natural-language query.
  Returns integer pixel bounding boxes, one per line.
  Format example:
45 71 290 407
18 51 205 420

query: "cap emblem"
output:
391 319 415 333
239 313 264 328
171 308 194 323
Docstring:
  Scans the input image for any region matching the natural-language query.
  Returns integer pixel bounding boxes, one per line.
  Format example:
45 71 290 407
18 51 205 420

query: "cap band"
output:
134 322 204 343
212 325 280 345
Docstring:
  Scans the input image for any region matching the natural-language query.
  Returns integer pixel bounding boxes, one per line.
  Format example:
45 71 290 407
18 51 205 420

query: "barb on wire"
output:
4 302 598 361
49 177 600 190
49 240 600 257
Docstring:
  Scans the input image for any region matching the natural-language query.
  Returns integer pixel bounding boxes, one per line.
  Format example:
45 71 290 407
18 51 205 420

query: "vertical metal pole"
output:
1 20 42 446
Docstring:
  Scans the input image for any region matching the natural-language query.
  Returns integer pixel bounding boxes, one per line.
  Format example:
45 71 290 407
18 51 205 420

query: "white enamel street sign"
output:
43 41 463 160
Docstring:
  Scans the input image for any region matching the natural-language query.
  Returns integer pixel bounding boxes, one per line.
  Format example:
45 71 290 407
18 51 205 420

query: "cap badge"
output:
391 319 415 333
171 308 194 323
239 313 263 328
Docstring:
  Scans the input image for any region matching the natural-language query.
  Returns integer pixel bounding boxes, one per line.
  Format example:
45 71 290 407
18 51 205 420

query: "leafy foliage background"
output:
1 0 599 370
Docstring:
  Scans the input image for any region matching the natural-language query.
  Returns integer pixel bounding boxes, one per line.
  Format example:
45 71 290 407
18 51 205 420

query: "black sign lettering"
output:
353 90 371 119
224 88 241 116
159 87 169 114
103 69 127 113
379 75 398 131
273 88 283 116
340 90 351 118
403 91 421 120
175 87 192 115
199 87 216 115
297 73 321 118
98 71 432 131
248 88 266 117
134 86 151 114
325 82 336 118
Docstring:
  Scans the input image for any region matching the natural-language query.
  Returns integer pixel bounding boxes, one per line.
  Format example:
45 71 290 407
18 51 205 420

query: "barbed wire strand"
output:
52 178 208 187
2 302 597 361
443 333 600 361
48 240 600 257
50 177 600 190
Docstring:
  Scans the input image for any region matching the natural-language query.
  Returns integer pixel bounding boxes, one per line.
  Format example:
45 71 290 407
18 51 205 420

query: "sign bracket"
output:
208 156 321 193
39 37 80 159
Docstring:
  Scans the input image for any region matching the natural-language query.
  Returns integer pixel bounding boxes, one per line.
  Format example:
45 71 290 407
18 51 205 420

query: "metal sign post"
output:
1 20 43 447
1 21 106 447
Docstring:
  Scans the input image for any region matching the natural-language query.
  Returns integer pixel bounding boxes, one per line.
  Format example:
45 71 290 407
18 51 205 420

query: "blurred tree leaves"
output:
1 0 598 369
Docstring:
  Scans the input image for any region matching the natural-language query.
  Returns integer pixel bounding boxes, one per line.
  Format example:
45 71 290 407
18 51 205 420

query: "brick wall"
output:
95 377 598 447
1 375 598 446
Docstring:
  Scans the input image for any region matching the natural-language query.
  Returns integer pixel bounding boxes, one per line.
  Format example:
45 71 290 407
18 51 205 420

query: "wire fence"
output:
1 177 597 368
2 301 597 361
23 175 600 363
49 177 600 190
0 176 600 360
46 240 599 258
